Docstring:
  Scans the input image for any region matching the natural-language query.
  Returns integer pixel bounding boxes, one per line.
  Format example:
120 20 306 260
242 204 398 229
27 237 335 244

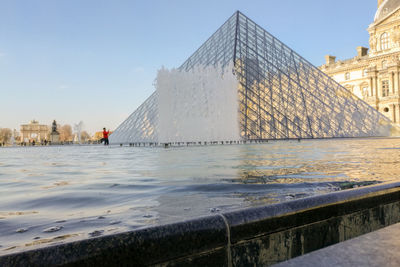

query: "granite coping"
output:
1 182 400 266
223 181 400 244
0 215 228 266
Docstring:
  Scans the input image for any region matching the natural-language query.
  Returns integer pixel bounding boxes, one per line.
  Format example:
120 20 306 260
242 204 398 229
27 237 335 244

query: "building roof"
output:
374 0 400 22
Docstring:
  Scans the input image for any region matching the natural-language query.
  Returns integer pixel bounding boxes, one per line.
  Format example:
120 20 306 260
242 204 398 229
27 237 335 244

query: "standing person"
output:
102 128 110 145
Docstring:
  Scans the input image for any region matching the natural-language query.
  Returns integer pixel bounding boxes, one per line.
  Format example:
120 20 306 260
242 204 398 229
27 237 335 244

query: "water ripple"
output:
0 138 400 255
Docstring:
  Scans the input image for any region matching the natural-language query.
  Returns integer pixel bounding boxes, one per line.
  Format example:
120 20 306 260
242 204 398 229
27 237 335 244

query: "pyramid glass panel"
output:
110 11 389 144
108 92 158 144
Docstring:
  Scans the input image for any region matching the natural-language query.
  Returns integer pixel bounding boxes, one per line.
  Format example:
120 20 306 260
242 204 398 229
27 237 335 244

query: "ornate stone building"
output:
20 120 49 143
320 0 400 124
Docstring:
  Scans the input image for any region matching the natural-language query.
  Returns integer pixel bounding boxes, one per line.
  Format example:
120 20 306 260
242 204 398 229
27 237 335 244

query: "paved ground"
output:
273 222 400 267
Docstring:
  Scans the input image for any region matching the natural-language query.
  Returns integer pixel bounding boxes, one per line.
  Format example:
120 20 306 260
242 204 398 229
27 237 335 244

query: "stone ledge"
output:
0 215 228 266
224 182 400 243
0 182 399 266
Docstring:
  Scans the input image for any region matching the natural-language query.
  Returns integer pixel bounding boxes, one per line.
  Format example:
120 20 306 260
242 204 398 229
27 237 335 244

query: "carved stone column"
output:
391 72 395 94
392 104 396 123
370 77 374 97
398 104 400 125
372 75 379 105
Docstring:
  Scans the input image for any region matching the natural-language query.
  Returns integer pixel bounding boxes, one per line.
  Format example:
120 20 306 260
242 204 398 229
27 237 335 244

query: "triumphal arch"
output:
20 120 49 143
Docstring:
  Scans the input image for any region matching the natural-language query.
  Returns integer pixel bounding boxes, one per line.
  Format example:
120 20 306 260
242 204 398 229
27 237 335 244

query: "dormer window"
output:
345 72 350 80
380 32 389 50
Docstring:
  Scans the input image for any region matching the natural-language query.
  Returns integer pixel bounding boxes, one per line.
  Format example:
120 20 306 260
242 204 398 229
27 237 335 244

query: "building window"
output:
383 107 389 112
363 69 368 77
382 60 387 69
380 32 389 50
362 86 369 97
345 72 350 80
382 80 389 97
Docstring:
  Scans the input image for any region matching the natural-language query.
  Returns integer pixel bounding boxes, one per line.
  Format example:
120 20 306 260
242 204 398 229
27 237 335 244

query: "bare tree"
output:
0 128 12 144
59 124 73 142
80 131 91 143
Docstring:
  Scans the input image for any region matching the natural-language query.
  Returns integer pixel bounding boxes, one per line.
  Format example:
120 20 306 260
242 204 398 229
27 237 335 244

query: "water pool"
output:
1 137 400 254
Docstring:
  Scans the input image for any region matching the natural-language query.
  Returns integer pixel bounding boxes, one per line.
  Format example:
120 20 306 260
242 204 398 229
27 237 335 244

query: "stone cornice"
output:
369 6 400 29
369 18 400 31
321 63 370 74
321 51 399 74
370 21 400 31
342 77 370 85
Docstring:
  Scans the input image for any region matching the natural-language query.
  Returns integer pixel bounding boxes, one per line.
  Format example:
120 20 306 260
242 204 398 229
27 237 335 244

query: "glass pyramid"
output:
109 11 389 144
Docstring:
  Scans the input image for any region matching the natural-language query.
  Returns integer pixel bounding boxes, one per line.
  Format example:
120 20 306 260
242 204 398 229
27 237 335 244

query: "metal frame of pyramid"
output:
109 11 389 144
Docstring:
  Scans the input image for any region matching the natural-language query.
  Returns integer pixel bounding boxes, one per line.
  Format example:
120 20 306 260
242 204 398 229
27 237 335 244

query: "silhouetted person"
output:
102 128 110 145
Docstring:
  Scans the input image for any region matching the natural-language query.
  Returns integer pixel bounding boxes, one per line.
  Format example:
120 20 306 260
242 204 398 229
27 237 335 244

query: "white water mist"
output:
156 63 240 143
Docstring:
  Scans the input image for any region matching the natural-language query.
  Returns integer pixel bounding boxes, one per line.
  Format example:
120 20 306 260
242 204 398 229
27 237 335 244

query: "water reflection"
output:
0 138 400 254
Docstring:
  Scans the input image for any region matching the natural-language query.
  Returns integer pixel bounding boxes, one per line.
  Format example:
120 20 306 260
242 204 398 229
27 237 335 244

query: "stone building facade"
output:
20 120 49 143
320 0 400 124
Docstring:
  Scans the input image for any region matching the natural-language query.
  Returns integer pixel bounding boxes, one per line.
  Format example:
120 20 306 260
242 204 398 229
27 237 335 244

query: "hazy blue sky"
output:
0 0 378 134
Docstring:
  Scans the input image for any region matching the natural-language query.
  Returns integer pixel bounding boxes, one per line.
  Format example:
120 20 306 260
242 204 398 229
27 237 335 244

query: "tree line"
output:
0 124 92 145
56 124 91 143
0 128 12 144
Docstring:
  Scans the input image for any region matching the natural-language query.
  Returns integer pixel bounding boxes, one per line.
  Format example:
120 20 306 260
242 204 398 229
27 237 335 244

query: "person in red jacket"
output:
102 128 110 145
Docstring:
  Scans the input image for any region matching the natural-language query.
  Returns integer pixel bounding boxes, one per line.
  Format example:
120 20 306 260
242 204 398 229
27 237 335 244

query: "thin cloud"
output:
57 85 70 91
132 67 144 73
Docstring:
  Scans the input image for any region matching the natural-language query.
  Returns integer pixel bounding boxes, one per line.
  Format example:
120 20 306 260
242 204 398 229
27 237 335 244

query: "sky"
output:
0 0 378 135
